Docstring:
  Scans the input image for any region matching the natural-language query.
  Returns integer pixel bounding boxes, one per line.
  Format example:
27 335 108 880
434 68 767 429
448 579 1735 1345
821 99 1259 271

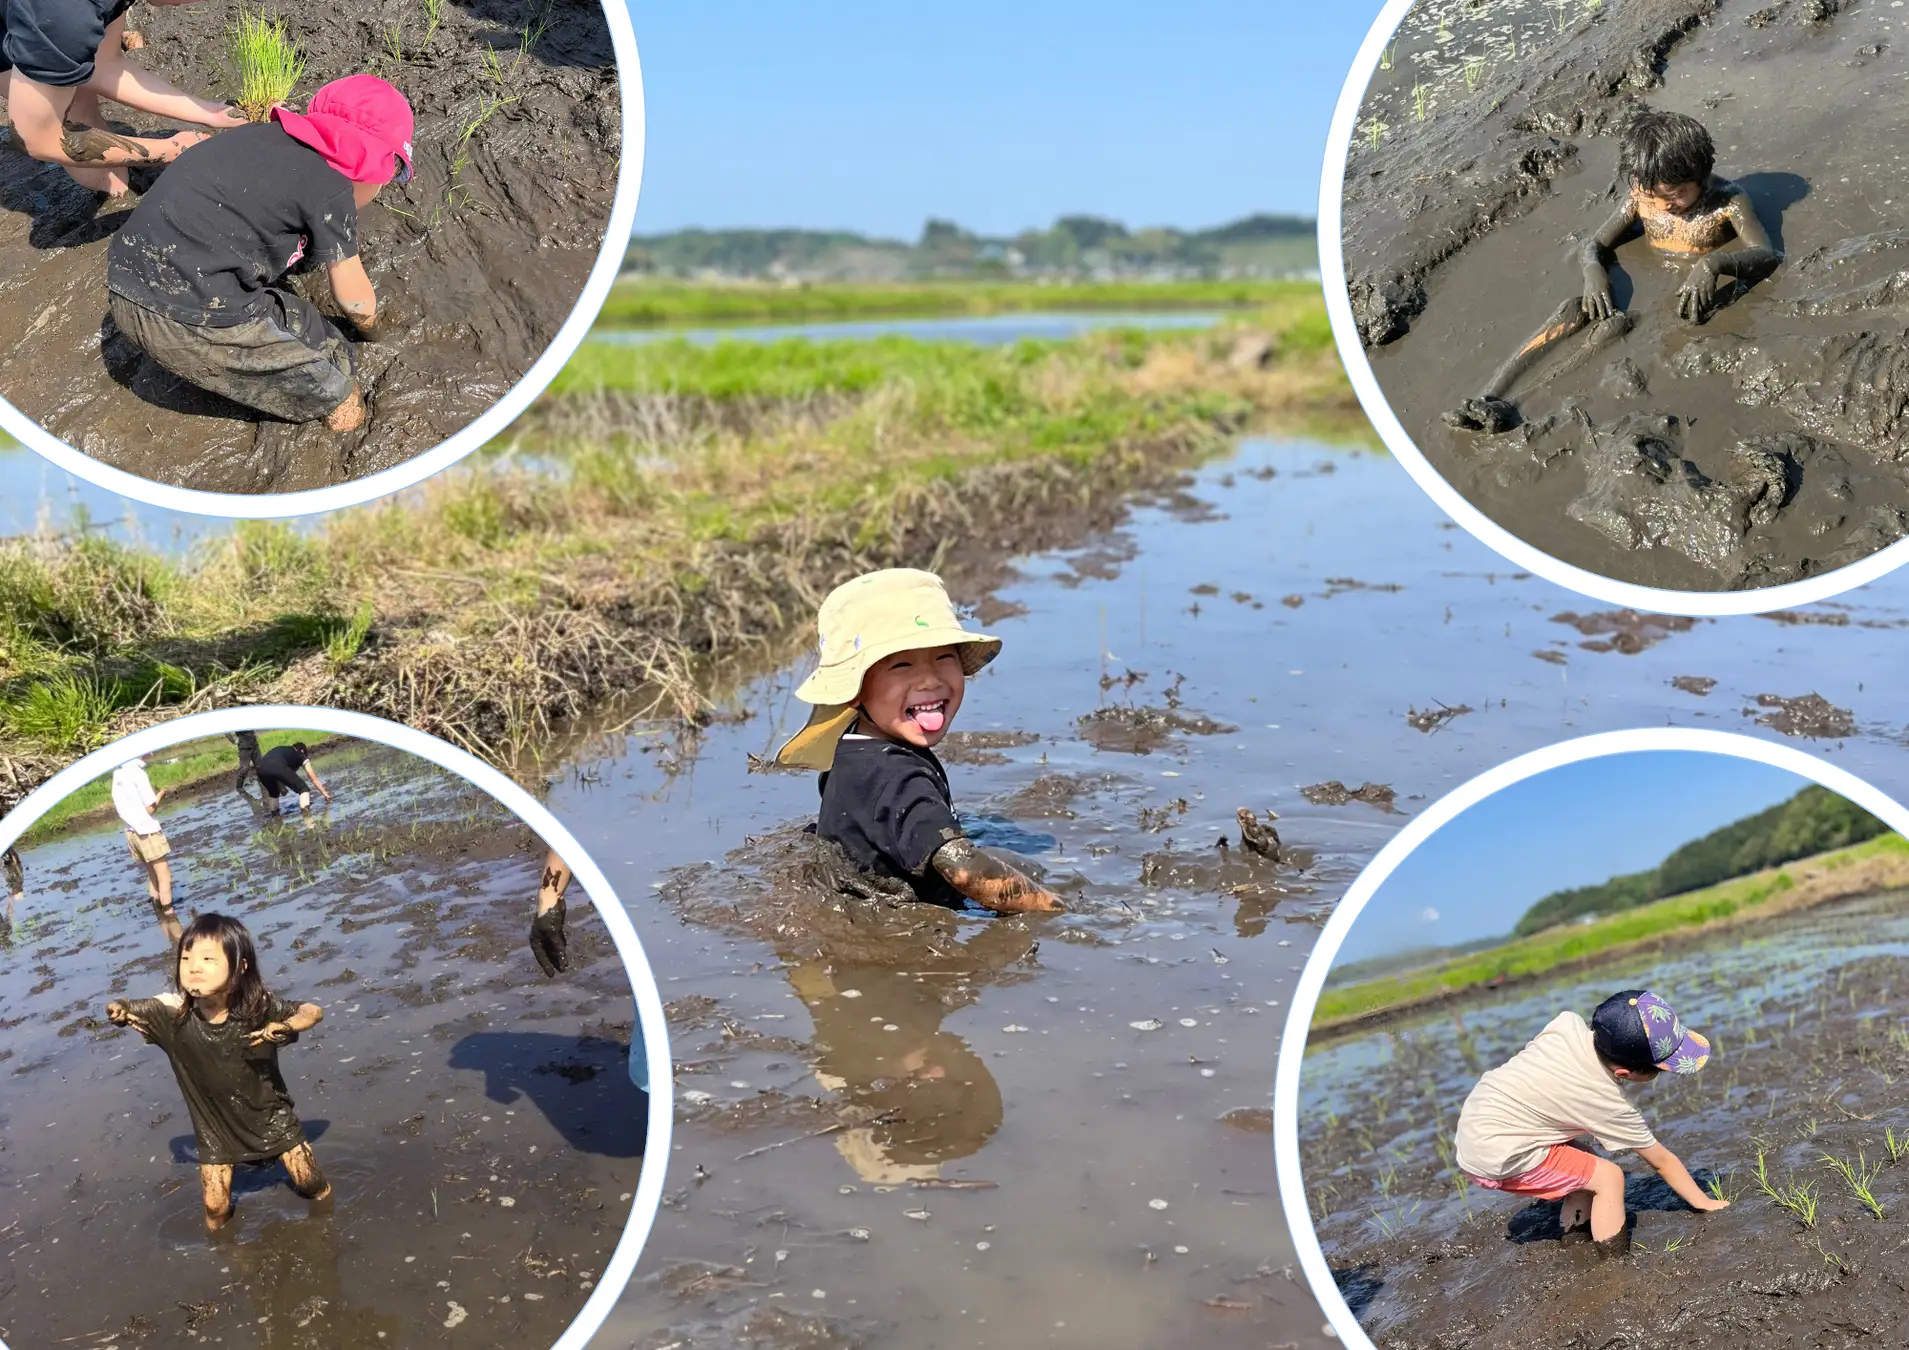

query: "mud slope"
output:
0 0 618 494
1341 0 1909 590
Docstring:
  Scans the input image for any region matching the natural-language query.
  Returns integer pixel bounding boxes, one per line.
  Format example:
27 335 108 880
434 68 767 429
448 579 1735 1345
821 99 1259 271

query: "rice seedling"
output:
1659 1234 1692 1255
1380 42 1396 71
1821 1150 1886 1219
226 11 305 122
1413 83 1430 122
1435 14 1451 41
1463 57 1487 92
1362 118 1387 150
1705 1171 1739 1203
1886 1126 1909 1163
1813 1237 1850 1274
422 0 444 48
384 19 404 63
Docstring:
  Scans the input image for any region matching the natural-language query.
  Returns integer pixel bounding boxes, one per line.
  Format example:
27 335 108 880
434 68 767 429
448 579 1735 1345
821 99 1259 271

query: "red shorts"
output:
1466 1142 1599 1200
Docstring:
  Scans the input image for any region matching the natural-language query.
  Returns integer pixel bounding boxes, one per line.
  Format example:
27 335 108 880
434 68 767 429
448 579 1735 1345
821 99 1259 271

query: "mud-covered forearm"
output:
1710 245 1779 282
60 123 160 165
929 838 1063 914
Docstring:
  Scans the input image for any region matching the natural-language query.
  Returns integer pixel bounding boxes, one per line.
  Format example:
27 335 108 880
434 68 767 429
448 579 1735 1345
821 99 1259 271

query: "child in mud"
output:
1453 989 1727 1256
1446 109 1779 434
0 0 245 195
255 741 332 812
105 74 414 434
775 568 1063 915
105 912 330 1230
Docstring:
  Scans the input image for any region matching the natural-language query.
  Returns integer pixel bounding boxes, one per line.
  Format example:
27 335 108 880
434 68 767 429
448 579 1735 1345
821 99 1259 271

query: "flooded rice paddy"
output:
586 311 1229 348
519 433 1909 1349
0 740 643 1350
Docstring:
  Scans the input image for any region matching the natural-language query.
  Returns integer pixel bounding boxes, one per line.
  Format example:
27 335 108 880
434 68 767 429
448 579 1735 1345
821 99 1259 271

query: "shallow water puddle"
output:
0 741 641 1349
528 435 1909 1349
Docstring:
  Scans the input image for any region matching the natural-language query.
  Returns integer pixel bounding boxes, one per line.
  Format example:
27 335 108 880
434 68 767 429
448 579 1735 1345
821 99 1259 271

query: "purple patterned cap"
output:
1592 989 1712 1075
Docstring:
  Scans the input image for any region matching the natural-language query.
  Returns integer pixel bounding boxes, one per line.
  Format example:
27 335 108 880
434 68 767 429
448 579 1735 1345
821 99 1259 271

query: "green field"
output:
21 730 328 839
1313 832 1909 1030
594 278 1319 328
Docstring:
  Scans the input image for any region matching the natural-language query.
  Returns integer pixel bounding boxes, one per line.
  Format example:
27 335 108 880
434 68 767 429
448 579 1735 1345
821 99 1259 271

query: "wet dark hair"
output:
1620 109 1715 190
291 742 308 757
172 913 271 1024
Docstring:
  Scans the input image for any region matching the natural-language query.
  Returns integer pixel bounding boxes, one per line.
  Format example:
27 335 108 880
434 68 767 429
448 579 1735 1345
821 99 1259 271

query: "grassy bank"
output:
596 278 1319 327
1313 833 1909 1034
19 730 329 840
0 295 1357 812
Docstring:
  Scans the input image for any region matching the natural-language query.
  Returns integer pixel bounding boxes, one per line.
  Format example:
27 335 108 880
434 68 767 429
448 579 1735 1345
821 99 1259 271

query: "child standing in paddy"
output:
1453 988 1727 1256
777 568 1063 915
106 913 330 1230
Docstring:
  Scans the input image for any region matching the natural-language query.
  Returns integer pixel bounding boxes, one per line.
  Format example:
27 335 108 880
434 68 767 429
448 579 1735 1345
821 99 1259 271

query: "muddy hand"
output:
107 1000 130 1025
1582 278 1616 323
162 130 213 161
530 899 569 977
1442 396 1517 435
247 1021 292 1046
1676 261 1719 323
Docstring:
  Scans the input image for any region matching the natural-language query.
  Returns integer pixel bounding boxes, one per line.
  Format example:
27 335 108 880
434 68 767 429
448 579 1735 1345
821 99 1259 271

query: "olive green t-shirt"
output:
121 992 308 1165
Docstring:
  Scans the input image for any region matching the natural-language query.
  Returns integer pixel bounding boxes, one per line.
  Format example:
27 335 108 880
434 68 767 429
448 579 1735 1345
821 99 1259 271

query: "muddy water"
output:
0 0 618 495
0 741 643 1349
1302 890 1909 1348
493 434 1909 1350
588 311 1227 348
1347 0 1909 589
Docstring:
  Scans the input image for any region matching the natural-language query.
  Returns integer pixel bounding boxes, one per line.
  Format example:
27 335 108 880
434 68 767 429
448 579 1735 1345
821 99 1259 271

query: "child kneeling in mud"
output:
1453 989 1726 1256
105 74 414 434
106 913 330 1230
1447 108 1779 433
776 568 1064 914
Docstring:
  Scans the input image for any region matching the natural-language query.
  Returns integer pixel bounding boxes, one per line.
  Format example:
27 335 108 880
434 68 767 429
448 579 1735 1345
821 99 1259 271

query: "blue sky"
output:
627 2 1374 237
1334 753 1816 966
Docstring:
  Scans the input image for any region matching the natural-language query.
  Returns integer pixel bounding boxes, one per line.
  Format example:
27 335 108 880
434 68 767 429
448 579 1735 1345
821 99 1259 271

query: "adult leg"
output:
151 857 173 909
200 1163 235 1229
281 1141 331 1202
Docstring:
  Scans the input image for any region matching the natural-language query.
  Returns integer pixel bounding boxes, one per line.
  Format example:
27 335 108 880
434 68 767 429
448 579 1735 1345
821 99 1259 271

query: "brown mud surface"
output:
0 0 618 493
0 739 644 1348
1302 889 1909 1349
1343 0 1909 589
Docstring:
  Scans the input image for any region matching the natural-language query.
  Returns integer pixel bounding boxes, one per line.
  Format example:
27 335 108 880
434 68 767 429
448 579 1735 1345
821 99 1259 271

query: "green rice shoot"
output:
227 12 305 122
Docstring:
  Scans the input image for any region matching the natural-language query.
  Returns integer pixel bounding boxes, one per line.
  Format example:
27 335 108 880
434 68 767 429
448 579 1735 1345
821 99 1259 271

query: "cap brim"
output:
774 703 859 771
1655 1028 1711 1075
794 629 1001 706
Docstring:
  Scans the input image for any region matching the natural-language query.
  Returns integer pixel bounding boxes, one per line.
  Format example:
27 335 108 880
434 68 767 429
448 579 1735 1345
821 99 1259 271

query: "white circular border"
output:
1274 727 1909 1349
0 6 646 520
1319 0 1909 617
0 706 673 1350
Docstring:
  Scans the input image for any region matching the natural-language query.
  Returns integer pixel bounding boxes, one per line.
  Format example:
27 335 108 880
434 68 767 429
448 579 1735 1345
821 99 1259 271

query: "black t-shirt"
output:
0 0 129 87
108 123 359 328
122 992 308 1164
816 731 966 908
258 745 308 779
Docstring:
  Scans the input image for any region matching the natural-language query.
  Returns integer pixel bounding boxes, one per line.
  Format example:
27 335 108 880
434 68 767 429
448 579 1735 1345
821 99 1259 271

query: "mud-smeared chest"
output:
1639 200 1738 254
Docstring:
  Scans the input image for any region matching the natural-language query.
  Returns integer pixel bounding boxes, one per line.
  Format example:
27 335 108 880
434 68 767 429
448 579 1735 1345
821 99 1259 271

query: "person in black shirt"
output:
776 568 1062 914
255 742 332 812
228 729 262 792
106 74 414 432
0 0 243 195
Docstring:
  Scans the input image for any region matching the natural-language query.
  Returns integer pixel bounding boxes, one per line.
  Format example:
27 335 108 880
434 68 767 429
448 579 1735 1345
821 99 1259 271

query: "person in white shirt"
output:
112 757 173 914
1453 988 1727 1257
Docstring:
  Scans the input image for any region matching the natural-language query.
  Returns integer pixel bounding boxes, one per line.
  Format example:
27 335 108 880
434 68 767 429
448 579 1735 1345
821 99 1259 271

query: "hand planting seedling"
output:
226 12 306 122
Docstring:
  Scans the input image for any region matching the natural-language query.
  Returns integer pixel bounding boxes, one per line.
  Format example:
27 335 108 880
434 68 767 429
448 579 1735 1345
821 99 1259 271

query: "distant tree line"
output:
1513 787 1888 937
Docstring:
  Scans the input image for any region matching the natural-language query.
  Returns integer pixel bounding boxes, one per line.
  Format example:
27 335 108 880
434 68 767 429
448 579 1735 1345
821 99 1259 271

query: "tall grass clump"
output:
227 12 305 122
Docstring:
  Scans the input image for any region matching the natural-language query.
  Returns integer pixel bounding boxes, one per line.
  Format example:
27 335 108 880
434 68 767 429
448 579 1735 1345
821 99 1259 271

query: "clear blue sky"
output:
627 2 1374 238
1335 753 1815 966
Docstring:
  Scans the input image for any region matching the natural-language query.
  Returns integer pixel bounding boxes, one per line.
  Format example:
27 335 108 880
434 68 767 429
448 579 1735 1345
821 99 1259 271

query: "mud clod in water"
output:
1076 703 1239 755
1405 702 1471 734
1552 609 1697 655
1301 781 1399 813
1672 674 1719 696
1747 691 1855 738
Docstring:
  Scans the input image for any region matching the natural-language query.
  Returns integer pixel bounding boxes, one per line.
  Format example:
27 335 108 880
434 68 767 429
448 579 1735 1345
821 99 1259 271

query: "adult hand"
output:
530 900 569 977
202 104 248 130
1582 276 1616 323
1676 259 1720 323
159 130 212 161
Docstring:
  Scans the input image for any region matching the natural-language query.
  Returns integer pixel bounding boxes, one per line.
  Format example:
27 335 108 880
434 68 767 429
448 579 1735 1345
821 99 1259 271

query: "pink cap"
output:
273 74 415 186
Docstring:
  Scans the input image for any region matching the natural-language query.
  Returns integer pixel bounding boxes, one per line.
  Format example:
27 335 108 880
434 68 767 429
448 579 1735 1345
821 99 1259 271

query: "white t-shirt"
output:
111 762 161 835
1453 1010 1658 1180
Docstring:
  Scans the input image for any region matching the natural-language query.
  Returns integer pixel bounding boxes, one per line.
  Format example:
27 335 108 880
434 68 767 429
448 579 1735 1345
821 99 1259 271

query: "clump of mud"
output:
1553 608 1697 654
1077 703 1238 754
0 0 618 493
1302 781 1398 812
1746 691 1854 738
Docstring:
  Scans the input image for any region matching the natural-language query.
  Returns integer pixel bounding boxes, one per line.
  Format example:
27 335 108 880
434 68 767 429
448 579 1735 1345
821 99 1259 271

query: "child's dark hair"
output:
172 913 271 1024
291 742 308 757
1595 1050 1661 1079
1620 109 1714 189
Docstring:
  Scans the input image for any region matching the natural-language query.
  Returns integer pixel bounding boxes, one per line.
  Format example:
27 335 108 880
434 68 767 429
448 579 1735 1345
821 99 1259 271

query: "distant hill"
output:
623 213 1317 282
1513 786 1888 937
1326 934 1511 988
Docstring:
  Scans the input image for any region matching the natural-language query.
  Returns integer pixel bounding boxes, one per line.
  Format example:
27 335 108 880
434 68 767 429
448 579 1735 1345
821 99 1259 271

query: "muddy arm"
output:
929 838 1063 915
5 77 201 167
530 849 572 977
1710 190 1780 279
250 1001 322 1045
1577 200 1638 321
326 258 381 338
1636 1141 1727 1211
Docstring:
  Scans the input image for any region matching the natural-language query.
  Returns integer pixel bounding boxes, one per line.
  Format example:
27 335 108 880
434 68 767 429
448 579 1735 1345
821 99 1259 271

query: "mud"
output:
1302 782 1400 812
1343 0 1909 589
1301 890 1909 1349
1746 690 1856 738
0 740 642 1348
1553 608 1697 653
0 0 618 494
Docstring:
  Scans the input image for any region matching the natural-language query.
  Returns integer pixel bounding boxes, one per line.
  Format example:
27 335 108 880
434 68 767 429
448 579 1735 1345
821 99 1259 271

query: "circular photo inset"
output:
1279 732 1909 1349
0 712 663 1349
1330 0 1909 602
0 0 639 508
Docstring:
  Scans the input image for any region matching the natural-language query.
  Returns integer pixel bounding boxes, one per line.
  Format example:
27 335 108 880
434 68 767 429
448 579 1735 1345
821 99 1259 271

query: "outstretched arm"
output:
929 838 1063 915
83 35 247 130
249 1001 322 1045
1636 1141 1729 1211
302 762 331 800
1578 200 1639 321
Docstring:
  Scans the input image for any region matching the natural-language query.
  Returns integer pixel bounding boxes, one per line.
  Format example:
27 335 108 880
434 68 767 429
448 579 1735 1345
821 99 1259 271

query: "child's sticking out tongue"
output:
910 701 947 735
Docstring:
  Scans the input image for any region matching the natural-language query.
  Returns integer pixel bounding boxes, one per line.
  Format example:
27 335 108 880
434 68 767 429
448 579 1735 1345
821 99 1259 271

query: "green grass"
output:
596 278 1319 328
1312 834 1909 1028
226 12 305 122
21 730 328 840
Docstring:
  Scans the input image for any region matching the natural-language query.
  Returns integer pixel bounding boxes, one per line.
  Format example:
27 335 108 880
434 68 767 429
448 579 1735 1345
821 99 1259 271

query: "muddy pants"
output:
234 742 260 791
107 290 356 423
258 768 310 802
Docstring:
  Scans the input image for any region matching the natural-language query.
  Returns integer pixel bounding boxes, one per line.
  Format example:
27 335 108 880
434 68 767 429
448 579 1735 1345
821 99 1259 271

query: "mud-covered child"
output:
106 913 329 1229
105 74 415 434
1453 989 1727 1256
776 568 1063 915
1447 109 1779 433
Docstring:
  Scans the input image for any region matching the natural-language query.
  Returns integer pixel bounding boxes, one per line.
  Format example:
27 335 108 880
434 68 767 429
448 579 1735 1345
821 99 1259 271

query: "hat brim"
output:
775 704 860 772
1654 1027 1710 1074
793 628 1001 707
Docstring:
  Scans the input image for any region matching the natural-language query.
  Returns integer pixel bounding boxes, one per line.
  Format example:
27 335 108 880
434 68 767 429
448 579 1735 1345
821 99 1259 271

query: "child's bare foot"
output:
122 29 145 50
326 385 366 433
204 1205 234 1232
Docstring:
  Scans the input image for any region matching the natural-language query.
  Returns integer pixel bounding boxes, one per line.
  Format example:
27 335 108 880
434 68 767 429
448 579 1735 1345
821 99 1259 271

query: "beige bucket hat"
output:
775 568 1001 771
